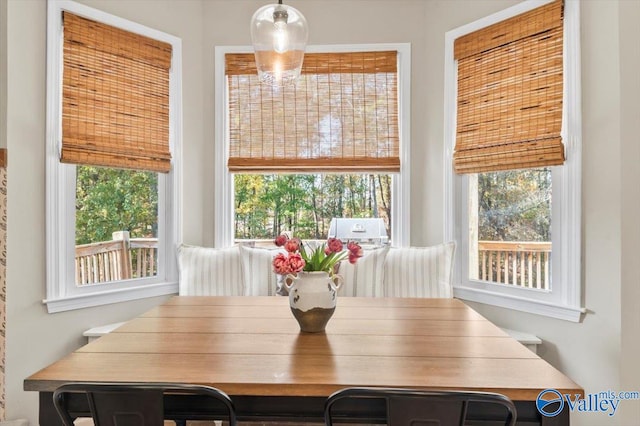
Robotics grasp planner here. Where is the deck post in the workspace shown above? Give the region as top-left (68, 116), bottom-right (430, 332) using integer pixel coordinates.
top-left (112, 231), bottom-right (131, 279)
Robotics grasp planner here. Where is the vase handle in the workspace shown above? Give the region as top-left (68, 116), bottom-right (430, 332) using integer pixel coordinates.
top-left (330, 274), bottom-right (343, 292)
top-left (284, 274), bottom-right (297, 291)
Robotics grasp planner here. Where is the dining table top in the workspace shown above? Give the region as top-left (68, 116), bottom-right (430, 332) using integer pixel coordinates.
top-left (24, 296), bottom-right (582, 402)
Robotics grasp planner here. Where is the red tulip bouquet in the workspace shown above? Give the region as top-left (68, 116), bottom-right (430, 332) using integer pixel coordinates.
top-left (272, 234), bottom-right (363, 276)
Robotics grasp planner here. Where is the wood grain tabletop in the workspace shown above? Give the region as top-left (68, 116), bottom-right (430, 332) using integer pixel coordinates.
top-left (24, 296), bottom-right (582, 401)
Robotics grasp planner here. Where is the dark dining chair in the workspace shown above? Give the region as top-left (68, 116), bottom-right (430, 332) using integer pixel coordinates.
top-left (324, 387), bottom-right (517, 426)
top-left (53, 382), bottom-right (237, 426)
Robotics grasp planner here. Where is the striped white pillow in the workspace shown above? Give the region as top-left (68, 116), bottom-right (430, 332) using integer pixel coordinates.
top-left (339, 246), bottom-right (390, 297)
top-left (383, 242), bottom-right (456, 298)
top-left (238, 245), bottom-right (285, 296)
top-left (177, 244), bottom-right (244, 296)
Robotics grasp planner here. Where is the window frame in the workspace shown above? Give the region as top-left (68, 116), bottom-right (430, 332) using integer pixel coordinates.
top-left (444, 0), bottom-right (584, 322)
top-left (45, 0), bottom-right (182, 313)
top-left (214, 44), bottom-right (411, 248)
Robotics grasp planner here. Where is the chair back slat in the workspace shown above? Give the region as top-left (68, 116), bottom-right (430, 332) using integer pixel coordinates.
top-left (324, 387), bottom-right (517, 426)
top-left (90, 389), bottom-right (163, 426)
top-left (53, 382), bottom-right (237, 426)
top-left (389, 396), bottom-right (465, 426)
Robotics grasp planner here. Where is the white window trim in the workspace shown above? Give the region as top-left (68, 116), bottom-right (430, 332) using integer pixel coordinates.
top-left (44, 0), bottom-right (182, 313)
top-left (214, 43), bottom-right (411, 248)
top-left (443, 0), bottom-right (584, 322)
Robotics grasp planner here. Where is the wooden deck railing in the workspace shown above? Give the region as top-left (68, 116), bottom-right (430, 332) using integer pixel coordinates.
top-left (75, 235), bottom-right (548, 288)
top-left (477, 241), bottom-right (551, 290)
top-left (75, 231), bottom-right (158, 285)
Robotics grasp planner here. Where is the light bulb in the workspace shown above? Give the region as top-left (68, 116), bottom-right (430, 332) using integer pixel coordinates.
top-left (273, 21), bottom-right (288, 53)
top-left (272, 6), bottom-right (289, 54)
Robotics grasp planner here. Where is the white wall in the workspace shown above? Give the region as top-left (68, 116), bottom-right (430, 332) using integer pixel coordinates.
top-left (619, 1), bottom-right (640, 425)
top-left (4, 0), bottom-right (637, 424)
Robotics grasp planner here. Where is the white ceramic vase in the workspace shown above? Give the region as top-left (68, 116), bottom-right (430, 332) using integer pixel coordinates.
top-left (284, 271), bottom-right (343, 333)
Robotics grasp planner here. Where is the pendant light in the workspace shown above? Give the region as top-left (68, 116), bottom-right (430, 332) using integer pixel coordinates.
top-left (250, 0), bottom-right (308, 86)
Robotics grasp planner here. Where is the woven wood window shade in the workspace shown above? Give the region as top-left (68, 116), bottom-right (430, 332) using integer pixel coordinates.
top-left (61, 12), bottom-right (172, 173)
top-left (226, 51), bottom-right (399, 173)
top-left (453, 0), bottom-right (565, 174)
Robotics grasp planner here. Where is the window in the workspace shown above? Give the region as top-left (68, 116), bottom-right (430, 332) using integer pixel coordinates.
top-left (444, 0), bottom-right (583, 321)
top-left (45, 0), bottom-right (182, 313)
top-left (215, 44), bottom-right (411, 248)
top-left (469, 168), bottom-right (552, 289)
top-left (75, 166), bottom-right (159, 284)
top-left (234, 173), bottom-right (392, 241)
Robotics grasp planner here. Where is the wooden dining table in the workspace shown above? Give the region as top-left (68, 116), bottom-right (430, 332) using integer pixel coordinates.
top-left (24, 296), bottom-right (582, 425)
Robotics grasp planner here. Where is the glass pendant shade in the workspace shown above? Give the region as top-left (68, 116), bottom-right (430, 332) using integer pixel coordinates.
top-left (250, 3), bottom-right (308, 86)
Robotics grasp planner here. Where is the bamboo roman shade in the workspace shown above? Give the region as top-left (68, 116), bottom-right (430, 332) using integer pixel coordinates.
top-left (61, 12), bottom-right (172, 173)
top-left (453, 0), bottom-right (564, 174)
top-left (226, 51), bottom-right (399, 173)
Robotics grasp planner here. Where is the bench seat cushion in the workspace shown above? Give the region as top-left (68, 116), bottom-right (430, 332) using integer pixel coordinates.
top-left (339, 246), bottom-right (390, 297)
top-left (177, 244), bottom-right (244, 296)
top-left (239, 245), bottom-right (286, 296)
top-left (382, 242), bottom-right (456, 298)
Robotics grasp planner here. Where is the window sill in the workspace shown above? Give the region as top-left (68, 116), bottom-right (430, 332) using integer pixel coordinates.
top-left (454, 285), bottom-right (585, 322)
top-left (44, 281), bottom-right (178, 313)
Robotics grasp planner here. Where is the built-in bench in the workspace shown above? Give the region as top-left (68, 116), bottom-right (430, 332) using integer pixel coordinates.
top-left (500, 327), bottom-right (542, 353)
top-left (83, 322), bottom-right (125, 343)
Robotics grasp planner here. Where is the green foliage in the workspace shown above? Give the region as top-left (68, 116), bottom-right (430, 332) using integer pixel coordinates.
top-left (477, 168), bottom-right (551, 242)
top-left (234, 174), bottom-right (391, 240)
top-left (299, 243), bottom-right (347, 273)
top-left (75, 166), bottom-right (158, 245)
